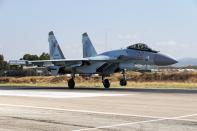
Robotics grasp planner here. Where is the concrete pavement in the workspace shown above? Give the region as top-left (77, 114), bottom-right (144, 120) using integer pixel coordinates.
top-left (0, 86), bottom-right (196, 131)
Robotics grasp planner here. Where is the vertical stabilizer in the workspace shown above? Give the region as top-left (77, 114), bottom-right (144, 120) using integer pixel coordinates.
top-left (82, 33), bottom-right (97, 58)
top-left (48, 31), bottom-right (65, 60)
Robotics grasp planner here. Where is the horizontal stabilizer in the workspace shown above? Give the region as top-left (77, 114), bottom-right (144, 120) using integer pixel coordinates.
top-left (9, 60), bottom-right (28, 65)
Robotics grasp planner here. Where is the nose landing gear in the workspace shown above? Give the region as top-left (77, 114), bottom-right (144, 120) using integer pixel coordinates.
top-left (120, 78), bottom-right (127, 86)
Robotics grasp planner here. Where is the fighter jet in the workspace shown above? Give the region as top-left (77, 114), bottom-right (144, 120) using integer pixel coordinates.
top-left (11, 31), bottom-right (177, 89)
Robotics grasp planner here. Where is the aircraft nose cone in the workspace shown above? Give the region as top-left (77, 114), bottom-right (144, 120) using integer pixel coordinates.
top-left (154, 53), bottom-right (177, 66)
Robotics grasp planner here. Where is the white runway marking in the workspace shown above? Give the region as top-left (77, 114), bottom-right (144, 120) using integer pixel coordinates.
top-left (74, 114), bottom-right (197, 131)
top-left (0, 104), bottom-right (161, 119)
top-left (0, 104), bottom-right (196, 131)
top-left (0, 90), bottom-right (129, 98)
top-left (177, 118), bottom-right (197, 122)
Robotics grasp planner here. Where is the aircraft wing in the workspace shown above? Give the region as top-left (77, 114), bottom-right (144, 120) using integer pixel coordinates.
top-left (29, 58), bottom-right (120, 67)
top-left (9, 55), bottom-right (142, 67)
top-left (9, 56), bottom-right (119, 67)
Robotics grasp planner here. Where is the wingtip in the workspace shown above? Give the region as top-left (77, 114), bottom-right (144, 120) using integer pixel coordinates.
top-left (49, 31), bottom-right (54, 35)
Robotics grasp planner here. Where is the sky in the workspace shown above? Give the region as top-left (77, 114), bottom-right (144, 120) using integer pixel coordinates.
top-left (0, 0), bottom-right (197, 60)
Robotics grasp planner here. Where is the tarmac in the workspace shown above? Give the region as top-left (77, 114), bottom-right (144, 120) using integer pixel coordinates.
top-left (0, 86), bottom-right (197, 131)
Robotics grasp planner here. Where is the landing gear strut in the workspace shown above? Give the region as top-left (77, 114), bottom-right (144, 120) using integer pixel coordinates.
top-left (120, 70), bottom-right (127, 86)
top-left (102, 76), bottom-right (110, 88)
top-left (68, 78), bottom-right (75, 89)
top-left (68, 73), bottom-right (75, 89)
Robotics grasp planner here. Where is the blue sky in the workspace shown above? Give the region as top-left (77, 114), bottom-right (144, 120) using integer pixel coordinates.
top-left (0, 0), bottom-right (197, 60)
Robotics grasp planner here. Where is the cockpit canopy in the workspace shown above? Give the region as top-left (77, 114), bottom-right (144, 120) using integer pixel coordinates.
top-left (127, 43), bottom-right (158, 53)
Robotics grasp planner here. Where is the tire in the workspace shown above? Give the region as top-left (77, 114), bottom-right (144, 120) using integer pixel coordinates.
top-left (120, 78), bottom-right (127, 86)
top-left (103, 79), bottom-right (110, 88)
top-left (68, 78), bottom-right (75, 89)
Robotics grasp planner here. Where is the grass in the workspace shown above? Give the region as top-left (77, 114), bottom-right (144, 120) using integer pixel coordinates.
top-left (1, 72), bottom-right (197, 89)
top-left (1, 81), bottom-right (197, 89)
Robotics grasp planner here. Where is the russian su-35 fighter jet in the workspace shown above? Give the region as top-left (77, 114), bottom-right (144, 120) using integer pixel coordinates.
top-left (12, 31), bottom-right (177, 89)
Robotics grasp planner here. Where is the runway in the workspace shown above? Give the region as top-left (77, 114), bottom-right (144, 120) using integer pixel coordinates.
top-left (0, 86), bottom-right (197, 131)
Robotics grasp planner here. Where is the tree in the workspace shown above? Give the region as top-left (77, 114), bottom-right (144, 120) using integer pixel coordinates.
top-left (0, 54), bottom-right (9, 70)
top-left (39, 52), bottom-right (49, 60)
top-left (0, 54), bottom-right (4, 61)
top-left (22, 52), bottom-right (49, 61)
top-left (22, 54), bottom-right (39, 61)
top-left (0, 54), bottom-right (4, 70)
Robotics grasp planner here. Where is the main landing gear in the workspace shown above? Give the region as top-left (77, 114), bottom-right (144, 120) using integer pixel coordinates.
top-left (67, 70), bottom-right (127, 89)
top-left (102, 76), bottom-right (110, 89)
top-left (102, 69), bottom-right (127, 89)
top-left (120, 70), bottom-right (127, 86)
top-left (68, 78), bottom-right (75, 89)
top-left (68, 73), bottom-right (75, 89)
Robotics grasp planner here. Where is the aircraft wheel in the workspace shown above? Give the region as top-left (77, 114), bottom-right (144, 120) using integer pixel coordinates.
top-left (120, 78), bottom-right (127, 86)
top-left (68, 78), bottom-right (75, 89)
top-left (103, 79), bottom-right (110, 88)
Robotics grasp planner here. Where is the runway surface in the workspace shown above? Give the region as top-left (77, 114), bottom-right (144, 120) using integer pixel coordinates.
top-left (0, 86), bottom-right (197, 131)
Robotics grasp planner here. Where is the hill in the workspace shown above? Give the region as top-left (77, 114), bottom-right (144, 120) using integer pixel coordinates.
top-left (175, 58), bottom-right (197, 67)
